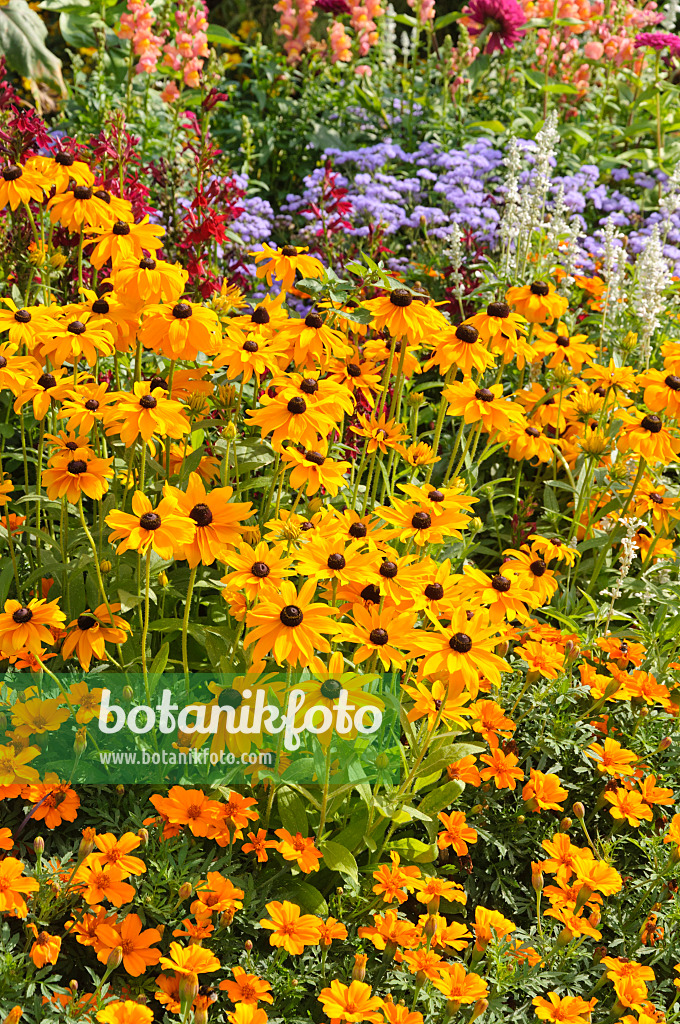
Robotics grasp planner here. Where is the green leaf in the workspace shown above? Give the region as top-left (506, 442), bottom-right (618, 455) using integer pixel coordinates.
top-left (148, 642), bottom-right (170, 697)
top-left (0, 0), bottom-right (66, 94)
top-left (418, 779), bottom-right (465, 817)
top-left (277, 879), bottom-right (328, 916)
top-left (206, 24), bottom-right (241, 46)
top-left (320, 840), bottom-right (359, 886)
top-left (389, 837), bottom-right (437, 863)
top-left (277, 788), bottom-right (309, 837)
top-left (433, 10), bottom-right (461, 28)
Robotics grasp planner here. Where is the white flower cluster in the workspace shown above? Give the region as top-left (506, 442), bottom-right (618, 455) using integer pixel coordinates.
top-left (632, 224), bottom-right (671, 368)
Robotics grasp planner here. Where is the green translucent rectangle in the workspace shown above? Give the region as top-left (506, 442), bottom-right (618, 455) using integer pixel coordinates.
top-left (3, 670), bottom-right (401, 786)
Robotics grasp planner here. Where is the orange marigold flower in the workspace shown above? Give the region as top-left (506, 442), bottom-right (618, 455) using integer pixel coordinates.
top-left (479, 748), bottom-right (524, 790)
top-left (318, 979), bottom-right (384, 1024)
top-left (437, 810), bottom-right (478, 855)
top-left (96, 1000), bottom-right (154, 1024)
top-left (22, 775), bottom-right (80, 829)
top-left (357, 910), bottom-right (420, 951)
top-left (604, 788), bottom-right (653, 827)
top-left (586, 738), bottom-right (637, 776)
top-left (317, 916), bottom-right (348, 946)
top-left (473, 905), bottom-right (515, 951)
top-left (219, 966), bottom-right (274, 1004)
top-left (95, 913), bottom-right (161, 976)
top-left (532, 992), bottom-right (596, 1024)
top-left (372, 851), bottom-right (421, 904)
top-left (158, 941), bottom-right (221, 975)
top-left (149, 787), bottom-right (222, 838)
top-left (522, 770), bottom-right (568, 812)
top-left (241, 829), bottom-right (277, 863)
top-left (432, 963), bottom-right (488, 1004)
top-left (274, 828), bottom-right (322, 873)
top-left (259, 900), bottom-right (322, 955)
top-left (74, 855), bottom-right (136, 907)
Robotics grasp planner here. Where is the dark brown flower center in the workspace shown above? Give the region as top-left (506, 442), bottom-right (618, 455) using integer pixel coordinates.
top-left (172, 302), bottom-right (192, 319)
top-left (650, 492), bottom-right (664, 504)
top-left (92, 299), bottom-right (109, 314)
top-left (349, 522), bottom-right (367, 538)
top-left (300, 378), bottom-right (318, 394)
top-left (411, 511), bottom-right (432, 530)
top-left (14, 309), bottom-right (31, 323)
top-left (449, 632), bottom-right (472, 653)
top-left (530, 281), bottom-right (550, 296)
top-left (77, 614), bottom-right (96, 630)
top-left (139, 512), bottom-right (162, 530)
top-left (243, 339), bottom-right (259, 353)
top-left (190, 503), bottom-right (213, 527)
top-left (139, 257), bottom-right (156, 270)
top-left (641, 414), bottom-right (662, 434)
top-left (525, 427), bottom-right (540, 437)
top-left (139, 395), bottom-right (157, 409)
top-left (320, 678), bottom-right (343, 699)
top-left (664, 374), bottom-right (680, 391)
top-left (456, 324), bottom-right (479, 344)
top-left (38, 373), bottom-right (56, 390)
top-left (251, 562), bottom-right (270, 578)
top-left (487, 301), bottom-right (510, 318)
top-left (68, 320), bottom-right (86, 335)
top-left (67, 459), bottom-right (88, 474)
top-left (12, 607), bottom-right (33, 623)
top-left (55, 152), bottom-right (74, 166)
top-left (280, 604), bottom-right (303, 627)
top-left (327, 553), bottom-right (346, 570)
top-left (424, 582), bottom-right (444, 600)
top-left (94, 189), bottom-right (110, 203)
top-left (2, 165), bottom-right (22, 181)
top-left (305, 312), bottom-right (323, 329)
top-left (305, 450), bottom-right (325, 466)
top-left (252, 307), bottom-right (270, 324)
top-left (148, 376), bottom-right (168, 391)
top-left (390, 288), bottom-right (412, 307)
top-left (530, 558), bottom-right (546, 577)
top-left (347, 363), bottom-right (362, 377)
top-left (428, 489), bottom-right (444, 502)
top-left (73, 185), bottom-right (93, 200)
top-left (65, 441), bottom-right (78, 451)
top-left (287, 396), bottom-right (307, 414)
top-left (369, 628), bottom-right (389, 645)
top-left (281, 245), bottom-right (298, 257)
top-left (491, 574), bottom-right (511, 592)
top-left (555, 336), bottom-right (569, 347)
top-left (475, 388), bottom-right (494, 402)
top-left (113, 221), bottom-right (131, 235)
top-left (379, 560), bottom-right (398, 579)
top-left (0, 357), bottom-right (6, 369)
top-left (84, 399), bottom-right (99, 410)
top-left (361, 583), bottom-right (380, 604)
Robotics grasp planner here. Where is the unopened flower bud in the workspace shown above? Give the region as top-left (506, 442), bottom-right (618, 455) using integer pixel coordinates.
top-left (572, 802), bottom-right (585, 819)
top-left (244, 940), bottom-right (253, 952)
top-left (446, 999), bottom-right (462, 1017)
top-left (194, 1009), bottom-right (209, 1024)
top-left (375, 752), bottom-right (389, 769)
top-left (157, 570), bottom-right (169, 588)
top-left (74, 728), bottom-right (87, 756)
top-left (99, 559), bottom-right (112, 574)
top-left (156, 924), bottom-right (165, 938)
top-left (106, 947), bottom-right (123, 971)
top-left (495, 639), bottom-right (509, 657)
top-left (526, 669), bottom-right (540, 686)
top-left (659, 736), bottom-right (672, 751)
top-left (336, 887), bottom-right (344, 896)
top-left (516, 814), bottom-right (525, 824)
top-left (307, 496), bottom-right (323, 515)
top-left (69, 979), bottom-right (78, 994)
top-left (556, 926), bottom-right (574, 947)
top-left (560, 817), bottom-right (572, 831)
top-left (122, 685), bottom-right (134, 701)
top-left (531, 863), bottom-right (543, 892)
top-left (224, 419), bottom-right (238, 440)
top-left (424, 914), bottom-right (437, 939)
top-left (116, 784), bottom-right (125, 796)
top-left (137, 828), bottom-right (149, 846)
top-left (178, 882), bottom-right (193, 901)
top-left (470, 999), bottom-right (489, 1022)
top-left (187, 393), bottom-right (208, 417)
top-left (352, 953), bottom-right (367, 981)
top-left (469, 517), bottom-right (483, 533)
top-left (178, 972), bottom-right (199, 1011)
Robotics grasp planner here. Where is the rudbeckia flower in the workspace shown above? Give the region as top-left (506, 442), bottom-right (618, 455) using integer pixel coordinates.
top-left (87, 216), bottom-right (165, 268)
top-left (251, 243), bottom-right (324, 292)
top-left (269, 371), bottom-right (355, 421)
top-left (112, 257), bottom-right (187, 308)
top-left (363, 335), bottom-right (422, 379)
top-left (454, 564), bottom-right (536, 620)
top-left (351, 410), bottom-right (410, 454)
top-left (13, 368), bottom-right (76, 421)
top-left (103, 382), bottom-right (190, 450)
top-left (501, 546), bottom-right (558, 604)
top-left (413, 608), bottom-right (510, 694)
top-left (506, 280), bottom-right (569, 324)
top-left (0, 163), bottom-right (46, 210)
top-left (140, 300), bottom-right (222, 362)
top-left (295, 536), bottom-right (377, 585)
top-left (59, 382), bottom-right (118, 433)
top-left (27, 151), bottom-right (94, 193)
top-left (212, 331), bottom-right (288, 383)
top-left (328, 350), bottom-right (382, 405)
top-left (246, 391), bottom-right (337, 452)
top-left (505, 421), bottom-right (556, 464)
top-left (47, 185), bottom-right (115, 230)
top-left (281, 443), bottom-right (351, 496)
top-left (276, 310), bottom-right (352, 368)
top-left (444, 378), bottom-right (524, 433)
top-left (43, 452), bottom-right (114, 503)
top-left (617, 411), bottom-right (679, 464)
top-left (222, 540), bottom-right (293, 600)
top-left (425, 321), bottom-right (496, 376)
top-left (62, 603), bottom-right (130, 670)
top-left (245, 580), bottom-right (340, 668)
top-left (463, 299), bottom-right (527, 346)
top-left (339, 604), bottom-right (418, 670)
top-left (533, 323), bottom-right (596, 371)
top-left (378, 497), bottom-right (471, 546)
top-left (363, 288), bottom-right (445, 343)
top-left (0, 299), bottom-right (59, 348)
top-left (41, 311), bottom-right (115, 367)
top-left (164, 472), bottom-right (254, 567)
top-left (106, 491), bottom-right (196, 559)
top-left (0, 597), bottom-right (66, 656)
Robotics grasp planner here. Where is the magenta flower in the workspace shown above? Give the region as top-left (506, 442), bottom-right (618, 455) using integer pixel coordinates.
top-left (315, 0), bottom-right (351, 12)
top-left (634, 31), bottom-right (680, 56)
top-left (463, 0), bottom-right (527, 53)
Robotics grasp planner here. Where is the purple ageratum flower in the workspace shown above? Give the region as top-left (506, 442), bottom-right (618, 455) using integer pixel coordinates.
top-left (464, 0), bottom-right (527, 53)
top-left (634, 32), bottom-right (680, 55)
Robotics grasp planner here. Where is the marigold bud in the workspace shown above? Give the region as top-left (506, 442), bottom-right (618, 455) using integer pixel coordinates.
top-left (178, 882), bottom-right (193, 901)
top-left (2, 1006), bottom-right (23, 1024)
top-left (560, 817), bottom-right (572, 832)
top-left (99, 559), bottom-right (112, 574)
top-left (517, 814), bottom-right (525, 824)
top-left (156, 924), bottom-right (165, 938)
top-left (33, 836), bottom-right (44, 855)
top-left (178, 972), bottom-right (199, 1011)
top-left (446, 999), bottom-right (462, 1017)
top-left (106, 947), bottom-right (123, 971)
top-left (470, 999), bottom-right (489, 1022)
top-left (116, 784), bottom-right (125, 796)
top-left (556, 925), bottom-right (574, 947)
top-left (352, 953), bottom-right (367, 981)
top-left (122, 685), bottom-right (134, 701)
top-left (659, 736), bottom-right (672, 751)
top-left (74, 727), bottom-right (87, 756)
top-left (69, 979), bottom-right (78, 995)
top-left (137, 828), bottom-right (149, 846)
top-left (424, 914), bottom-right (437, 939)
top-left (572, 802), bottom-right (585, 819)
top-left (531, 862), bottom-right (543, 892)
top-left (244, 939), bottom-right (253, 952)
